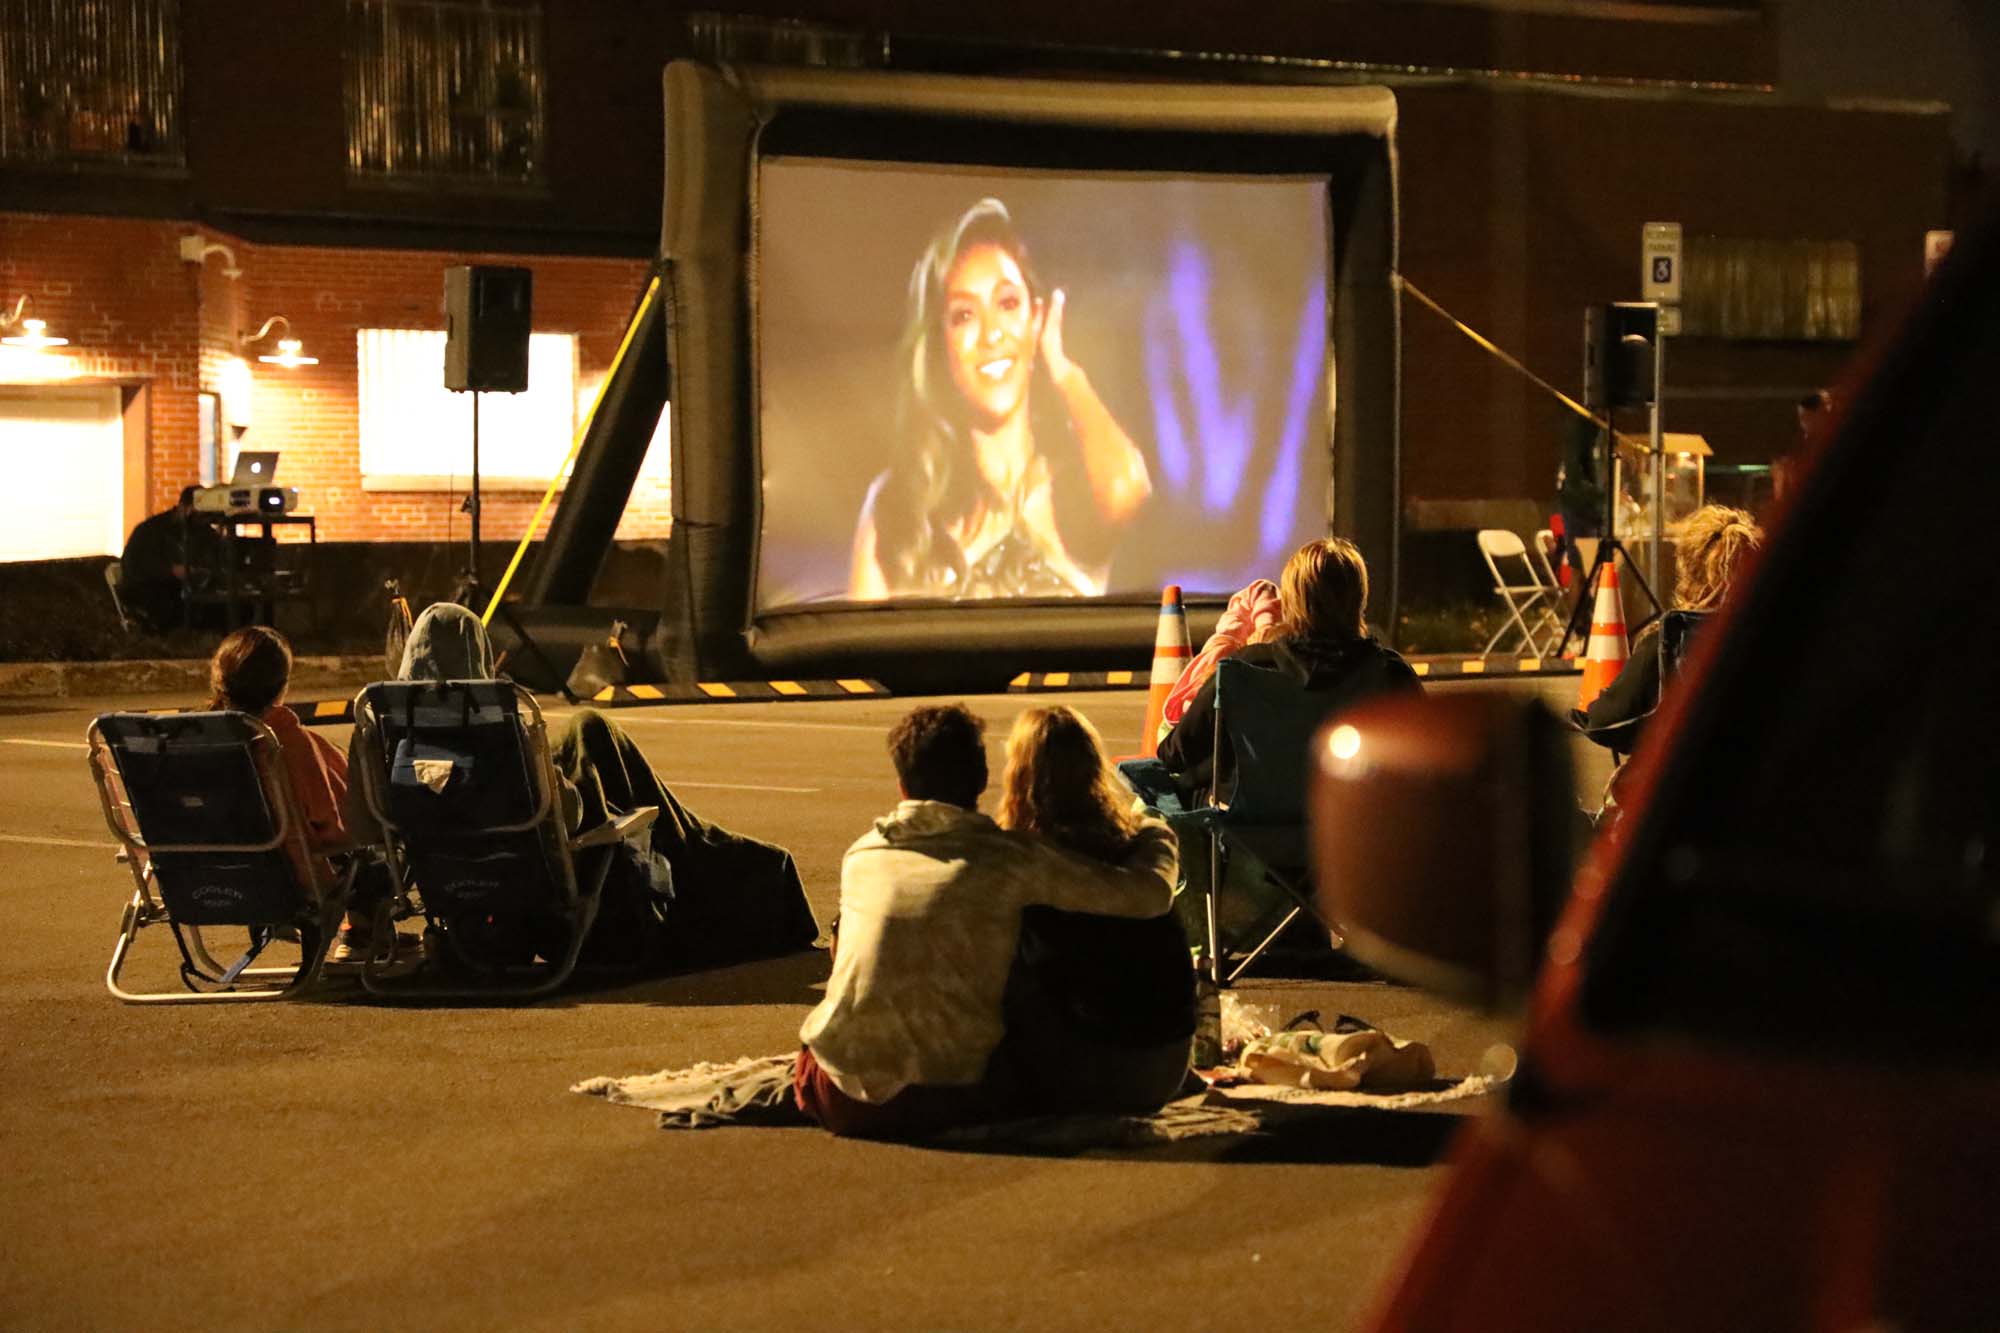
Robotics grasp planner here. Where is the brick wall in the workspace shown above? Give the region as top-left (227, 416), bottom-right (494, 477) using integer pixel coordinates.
top-left (1, 212), bottom-right (667, 543)
top-left (0, 214), bottom-right (200, 508)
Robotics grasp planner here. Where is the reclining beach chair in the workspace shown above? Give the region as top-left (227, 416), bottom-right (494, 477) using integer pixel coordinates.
top-left (88, 711), bottom-right (356, 1003)
top-left (350, 680), bottom-right (656, 999)
top-left (1172, 658), bottom-right (1353, 986)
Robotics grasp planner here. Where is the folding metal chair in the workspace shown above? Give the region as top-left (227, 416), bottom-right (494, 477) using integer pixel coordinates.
top-left (88, 711), bottom-right (356, 1003)
top-left (1478, 528), bottom-right (1566, 657)
top-left (1169, 659), bottom-right (1352, 986)
top-left (350, 680), bottom-right (656, 999)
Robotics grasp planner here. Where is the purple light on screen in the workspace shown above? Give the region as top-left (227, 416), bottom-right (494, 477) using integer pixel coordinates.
top-left (1145, 244), bottom-right (1254, 513)
top-left (1143, 242), bottom-right (1330, 590)
top-left (1143, 293), bottom-right (1192, 492)
top-left (1258, 283), bottom-right (1328, 555)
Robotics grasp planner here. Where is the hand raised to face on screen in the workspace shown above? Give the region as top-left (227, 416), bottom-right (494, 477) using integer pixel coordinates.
top-left (1038, 287), bottom-right (1075, 387)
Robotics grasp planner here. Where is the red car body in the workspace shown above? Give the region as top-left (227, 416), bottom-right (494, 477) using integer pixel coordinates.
top-left (1358, 208), bottom-right (2000, 1331)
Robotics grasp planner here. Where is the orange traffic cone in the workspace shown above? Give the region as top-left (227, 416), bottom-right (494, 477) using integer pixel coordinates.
top-left (1576, 561), bottom-right (1629, 710)
top-left (1140, 585), bottom-right (1191, 757)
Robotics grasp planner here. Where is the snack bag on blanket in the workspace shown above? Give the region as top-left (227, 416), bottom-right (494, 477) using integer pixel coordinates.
top-left (1238, 1028), bottom-right (1436, 1091)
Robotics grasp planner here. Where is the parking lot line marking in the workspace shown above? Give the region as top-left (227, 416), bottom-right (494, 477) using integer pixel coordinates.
top-left (665, 780), bottom-right (820, 794)
top-left (2, 738), bottom-right (88, 750)
top-left (0, 832), bottom-right (112, 849)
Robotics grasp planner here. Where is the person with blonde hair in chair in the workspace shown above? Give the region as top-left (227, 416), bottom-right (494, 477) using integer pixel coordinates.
top-left (1576, 503), bottom-right (1764, 755)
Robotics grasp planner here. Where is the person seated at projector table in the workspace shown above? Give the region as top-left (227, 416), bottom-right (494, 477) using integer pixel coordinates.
top-left (344, 602), bottom-right (819, 971)
top-left (793, 704), bottom-right (1177, 1140)
top-left (1574, 504), bottom-right (1764, 756)
top-left (1133, 536), bottom-right (1420, 809)
top-left (992, 705), bottom-right (1196, 1115)
top-left (119, 485), bottom-right (224, 632)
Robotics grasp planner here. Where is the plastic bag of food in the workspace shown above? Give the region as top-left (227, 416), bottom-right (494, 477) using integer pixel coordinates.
top-left (1238, 1027), bottom-right (1435, 1092)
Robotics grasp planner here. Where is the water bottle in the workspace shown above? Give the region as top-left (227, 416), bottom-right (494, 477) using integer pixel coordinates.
top-left (1191, 974), bottom-right (1224, 1069)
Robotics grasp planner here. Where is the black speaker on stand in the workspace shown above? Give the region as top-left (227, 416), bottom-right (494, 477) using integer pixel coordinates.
top-left (441, 265), bottom-right (572, 697)
top-left (1559, 302), bottom-right (1665, 658)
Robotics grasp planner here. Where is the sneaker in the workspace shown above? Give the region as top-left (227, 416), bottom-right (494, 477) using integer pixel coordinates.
top-left (330, 927), bottom-right (424, 968)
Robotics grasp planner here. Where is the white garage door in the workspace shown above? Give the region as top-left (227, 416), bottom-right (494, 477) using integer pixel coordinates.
top-left (0, 386), bottom-right (127, 561)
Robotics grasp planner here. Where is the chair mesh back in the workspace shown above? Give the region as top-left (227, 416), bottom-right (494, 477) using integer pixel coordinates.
top-left (360, 681), bottom-right (561, 920)
top-left (1659, 609), bottom-right (1712, 676)
top-left (95, 712), bottom-right (305, 925)
top-left (1214, 660), bottom-right (1348, 825)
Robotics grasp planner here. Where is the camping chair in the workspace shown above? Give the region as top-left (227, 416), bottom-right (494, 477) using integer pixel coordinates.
top-left (1573, 608), bottom-right (1714, 813)
top-left (1171, 658), bottom-right (1352, 986)
top-left (350, 680), bottom-right (657, 999)
top-left (1478, 528), bottom-right (1565, 657)
top-left (88, 711), bottom-right (357, 1003)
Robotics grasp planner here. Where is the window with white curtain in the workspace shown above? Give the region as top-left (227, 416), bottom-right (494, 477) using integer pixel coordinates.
top-left (357, 328), bottom-right (576, 489)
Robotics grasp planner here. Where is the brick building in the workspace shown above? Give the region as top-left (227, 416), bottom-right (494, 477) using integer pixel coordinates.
top-left (0, 0), bottom-right (1964, 589)
top-left (0, 212), bottom-right (661, 548)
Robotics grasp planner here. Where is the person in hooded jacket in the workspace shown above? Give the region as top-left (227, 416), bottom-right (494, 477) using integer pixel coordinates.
top-left (346, 602), bottom-right (818, 971)
top-left (1153, 536), bottom-right (1420, 801)
top-left (794, 703), bottom-right (1176, 1139)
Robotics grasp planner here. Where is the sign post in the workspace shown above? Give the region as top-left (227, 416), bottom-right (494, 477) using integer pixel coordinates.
top-left (1642, 221), bottom-right (1683, 336)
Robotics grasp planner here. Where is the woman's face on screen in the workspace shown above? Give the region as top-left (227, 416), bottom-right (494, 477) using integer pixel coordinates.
top-left (942, 242), bottom-right (1038, 429)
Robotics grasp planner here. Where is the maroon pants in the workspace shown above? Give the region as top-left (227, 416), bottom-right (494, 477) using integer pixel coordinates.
top-left (792, 1045), bottom-right (1021, 1141)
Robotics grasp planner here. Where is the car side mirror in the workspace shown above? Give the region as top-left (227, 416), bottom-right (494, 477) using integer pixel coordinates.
top-left (1309, 693), bottom-right (1578, 1011)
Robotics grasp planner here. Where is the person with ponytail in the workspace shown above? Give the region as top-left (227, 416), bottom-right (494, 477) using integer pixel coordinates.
top-left (204, 625), bottom-right (352, 881)
top-left (1577, 503), bottom-right (1765, 753)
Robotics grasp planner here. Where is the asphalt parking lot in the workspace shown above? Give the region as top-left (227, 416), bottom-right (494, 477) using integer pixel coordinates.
top-left (0, 679), bottom-right (1604, 1331)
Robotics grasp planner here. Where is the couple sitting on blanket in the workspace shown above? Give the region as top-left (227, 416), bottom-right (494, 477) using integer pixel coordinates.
top-left (795, 703), bottom-right (1195, 1140)
top-left (200, 604), bottom-right (818, 972)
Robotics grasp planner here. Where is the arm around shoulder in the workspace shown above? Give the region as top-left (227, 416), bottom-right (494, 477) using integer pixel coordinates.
top-left (1021, 822), bottom-right (1176, 920)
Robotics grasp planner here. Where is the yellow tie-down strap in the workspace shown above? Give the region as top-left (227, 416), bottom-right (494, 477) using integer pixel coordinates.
top-left (1406, 656), bottom-right (1581, 679)
top-left (588, 678), bottom-right (890, 707)
top-left (1007, 670), bottom-right (1142, 692)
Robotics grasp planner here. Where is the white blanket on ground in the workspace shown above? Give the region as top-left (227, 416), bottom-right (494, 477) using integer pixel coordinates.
top-left (571, 1055), bottom-right (1504, 1141)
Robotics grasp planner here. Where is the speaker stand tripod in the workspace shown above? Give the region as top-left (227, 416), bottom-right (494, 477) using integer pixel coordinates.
top-left (450, 390), bottom-right (577, 702)
top-left (1557, 416), bottom-right (1663, 658)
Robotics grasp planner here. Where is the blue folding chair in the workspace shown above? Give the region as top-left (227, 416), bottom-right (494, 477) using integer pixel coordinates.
top-left (1170, 658), bottom-right (1355, 985)
top-left (88, 711), bottom-right (356, 1003)
top-left (350, 680), bottom-right (656, 998)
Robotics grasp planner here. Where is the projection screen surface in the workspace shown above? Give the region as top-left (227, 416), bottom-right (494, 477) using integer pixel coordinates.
top-left (756, 158), bottom-right (1334, 610)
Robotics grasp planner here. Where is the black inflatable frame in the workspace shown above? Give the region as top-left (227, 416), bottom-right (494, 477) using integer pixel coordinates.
top-left (523, 61), bottom-right (1400, 692)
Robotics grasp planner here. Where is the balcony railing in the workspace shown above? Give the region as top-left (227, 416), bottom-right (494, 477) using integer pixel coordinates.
top-left (345, 0), bottom-right (545, 186)
top-left (0, 0), bottom-right (184, 168)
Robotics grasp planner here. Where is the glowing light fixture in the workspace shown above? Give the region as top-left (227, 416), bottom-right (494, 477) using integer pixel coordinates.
top-left (0, 295), bottom-right (69, 349)
top-left (241, 315), bottom-right (318, 368)
top-left (1328, 723), bottom-right (1362, 763)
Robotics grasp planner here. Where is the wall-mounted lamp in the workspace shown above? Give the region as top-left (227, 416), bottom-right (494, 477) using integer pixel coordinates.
top-left (179, 234), bottom-right (242, 279)
top-left (241, 315), bottom-right (318, 368)
top-left (0, 295), bottom-right (70, 349)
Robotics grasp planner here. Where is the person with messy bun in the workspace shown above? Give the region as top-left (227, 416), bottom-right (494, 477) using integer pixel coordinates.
top-left (1577, 503), bottom-right (1764, 752)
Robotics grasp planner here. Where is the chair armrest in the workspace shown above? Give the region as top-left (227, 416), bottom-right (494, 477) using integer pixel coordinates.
top-left (572, 806), bottom-right (660, 850)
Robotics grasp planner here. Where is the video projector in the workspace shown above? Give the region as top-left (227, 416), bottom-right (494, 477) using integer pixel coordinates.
top-left (191, 484), bottom-right (300, 516)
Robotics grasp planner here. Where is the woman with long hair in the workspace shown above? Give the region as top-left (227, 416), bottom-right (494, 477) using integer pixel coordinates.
top-left (994, 705), bottom-right (1195, 1113)
top-left (1577, 503), bottom-right (1764, 754)
top-left (850, 197), bottom-right (1152, 600)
